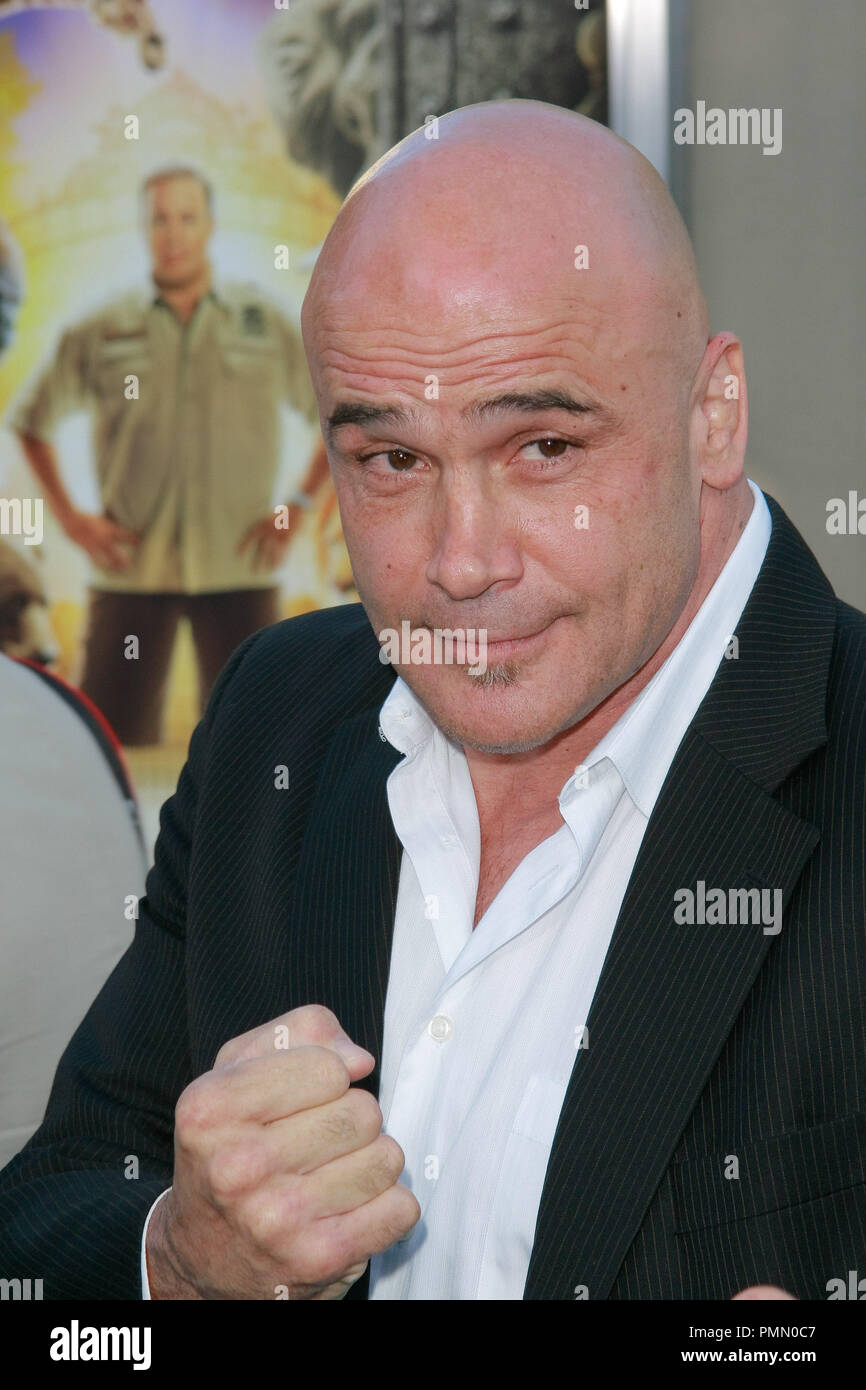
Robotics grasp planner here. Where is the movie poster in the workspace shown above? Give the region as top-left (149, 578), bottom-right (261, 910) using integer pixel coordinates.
top-left (0, 3), bottom-right (353, 813)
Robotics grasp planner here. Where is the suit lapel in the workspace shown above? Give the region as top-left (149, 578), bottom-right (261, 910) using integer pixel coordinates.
top-left (523, 496), bottom-right (837, 1298)
top-left (288, 707), bottom-right (403, 1303)
top-left (288, 708), bottom-right (403, 1097)
top-left (522, 732), bottom-right (819, 1299)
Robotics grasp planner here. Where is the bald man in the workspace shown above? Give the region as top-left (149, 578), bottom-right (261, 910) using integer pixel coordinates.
top-left (0, 102), bottom-right (863, 1303)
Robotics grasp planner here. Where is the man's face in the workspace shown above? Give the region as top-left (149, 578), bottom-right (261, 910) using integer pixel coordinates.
top-left (145, 176), bottom-right (212, 286)
top-left (309, 183), bottom-right (705, 755)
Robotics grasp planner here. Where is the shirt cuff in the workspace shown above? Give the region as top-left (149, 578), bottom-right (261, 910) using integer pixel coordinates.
top-left (140, 1187), bottom-right (172, 1300)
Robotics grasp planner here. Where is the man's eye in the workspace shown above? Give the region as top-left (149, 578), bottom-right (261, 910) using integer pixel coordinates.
top-left (360, 438), bottom-right (576, 472)
top-left (361, 447), bottom-right (419, 471)
top-left (522, 437), bottom-right (571, 460)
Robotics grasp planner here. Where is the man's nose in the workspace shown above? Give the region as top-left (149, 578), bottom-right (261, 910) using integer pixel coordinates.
top-left (424, 473), bottom-right (522, 601)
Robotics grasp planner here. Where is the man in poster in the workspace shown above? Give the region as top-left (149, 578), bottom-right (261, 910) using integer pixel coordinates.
top-left (9, 166), bottom-right (324, 743)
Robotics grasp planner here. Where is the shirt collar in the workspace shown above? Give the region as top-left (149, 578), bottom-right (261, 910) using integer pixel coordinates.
top-left (151, 284), bottom-right (219, 311)
top-left (379, 480), bottom-right (772, 818)
top-left (578, 479), bottom-right (770, 816)
top-left (379, 677), bottom-right (440, 757)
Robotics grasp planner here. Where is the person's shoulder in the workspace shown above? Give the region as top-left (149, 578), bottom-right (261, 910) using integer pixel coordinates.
top-left (75, 288), bottom-right (152, 337)
top-left (0, 653), bottom-right (136, 806)
top-left (218, 281), bottom-right (301, 328)
top-left (48, 290), bottom-right (151, 358)
top-left (219, 280), bottom-right (270, 305)
top-left (214, 602), bottom-right (393, 729)
top-left (259, 601), bottom-right (378, 657)
top-left (830, 597), bottom-right (866, 695)
top-left (816, 597), bottom-right (866, 768)
top-left (834, 595), bottom-right (866, 633)
top-left (251, 602), bottom-right (383, 675)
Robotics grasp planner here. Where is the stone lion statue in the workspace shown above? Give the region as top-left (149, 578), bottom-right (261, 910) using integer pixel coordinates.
top-left (258, 0), bottom-right (384, 198)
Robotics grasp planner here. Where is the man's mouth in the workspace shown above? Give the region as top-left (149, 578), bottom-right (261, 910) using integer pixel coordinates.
top-left (482, 619), bottom-right (558, 662)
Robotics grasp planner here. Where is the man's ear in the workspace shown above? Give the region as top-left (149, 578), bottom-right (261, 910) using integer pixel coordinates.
top-left (692, 331), bottom-right (748, 490)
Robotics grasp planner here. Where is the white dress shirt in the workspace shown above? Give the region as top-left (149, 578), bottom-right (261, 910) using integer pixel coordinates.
top-left (141, 480), bottom-right (771, 1298)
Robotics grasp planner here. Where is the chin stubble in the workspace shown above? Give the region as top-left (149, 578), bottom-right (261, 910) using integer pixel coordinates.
top-left (466, 659), bottom-right (522, 689)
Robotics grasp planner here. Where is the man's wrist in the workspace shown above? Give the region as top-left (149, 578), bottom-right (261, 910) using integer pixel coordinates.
top-left (141, 1187), bottom-right (171, 1299)
top-left (59, 504), bottom-right (82, 535)
top-left (144, 1189), bottom-right (204, 1301)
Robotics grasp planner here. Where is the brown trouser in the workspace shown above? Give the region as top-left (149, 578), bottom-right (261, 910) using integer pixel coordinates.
top-left (78, 587), bottom-right (281, 746)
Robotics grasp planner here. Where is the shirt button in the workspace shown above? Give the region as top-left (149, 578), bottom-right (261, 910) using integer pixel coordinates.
top-left (428, 1014), bottom-right (454, 1042)
top-left (440, 834), bottom-right (457, 848)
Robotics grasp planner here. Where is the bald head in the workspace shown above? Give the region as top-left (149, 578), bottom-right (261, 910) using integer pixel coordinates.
top-left (302, 99), bottom-right (749, 767)
top-left (304, 101), bottom-right (708, 397)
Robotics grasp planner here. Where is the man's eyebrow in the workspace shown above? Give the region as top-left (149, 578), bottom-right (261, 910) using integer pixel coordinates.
top-left (326, 401), bottom-right (420, 441)
top-left (461, 388), bottom-right (607, 425)
top-left (325, 387), bottom-right (611, 443)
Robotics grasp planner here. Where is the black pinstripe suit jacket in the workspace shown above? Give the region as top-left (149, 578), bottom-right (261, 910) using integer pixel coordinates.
top-left (1, 493), bottom-right (864, 1300)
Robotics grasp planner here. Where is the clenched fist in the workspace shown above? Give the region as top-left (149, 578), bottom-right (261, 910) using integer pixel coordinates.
top-left (146, 1005), bottom-right (420, 1299)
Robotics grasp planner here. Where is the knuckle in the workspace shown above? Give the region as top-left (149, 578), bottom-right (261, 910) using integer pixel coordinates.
top-left (318, 1228), bottom-right (363, 1281)
top-left (207, 1143), bottom-right (256, 1202)
top-left (175, 1075), bottom-right (218, 1137)
top-left (374, 1133), bottom-right (406, 1179)
top-left (298, 1044), bottom-right (350, 1095)
top-left (358, 1135), bottom-right (404, 1198)
top-left (359, 1187), bottom-right (420, 1257)
top-left (240, 1190), bottom-right (285, 1252)
top-left (289, 1003), bottom-right (341, 1043)
top-left (399, 1184), bottom-right (423, 1223)
top-left (385, 1184), bottom-right (422, 1240)
top-left (291, 1232), bottom-right (341, 1286)
top-left (343, 1087), bottom-right (383, 1138)
top-left (213, 1038), bottom-right (241, 1069)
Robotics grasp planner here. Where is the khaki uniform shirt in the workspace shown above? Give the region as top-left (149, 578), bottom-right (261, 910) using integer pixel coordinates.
top-left (8, 282), bottom-right (320, 593)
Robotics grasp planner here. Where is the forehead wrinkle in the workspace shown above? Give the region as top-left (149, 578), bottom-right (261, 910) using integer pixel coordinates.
top-left (319, 338), bottom-right (619, 419)
top-left (317, 316), bottom-right (615, 381)
top-left (317, 310), bottom-right (602, 346)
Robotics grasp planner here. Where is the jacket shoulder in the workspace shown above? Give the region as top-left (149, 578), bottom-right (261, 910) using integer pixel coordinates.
top-left (834, 596), bottom-right (866, 639)
top-left (827, 598), bottom-right (866, 726)
top-left (214, 602), bottom-right (393, 732)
